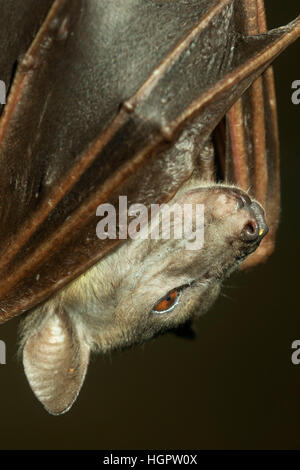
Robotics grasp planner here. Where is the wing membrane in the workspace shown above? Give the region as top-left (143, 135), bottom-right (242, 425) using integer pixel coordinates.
top-left (0, 0), bottom-right (299, 321)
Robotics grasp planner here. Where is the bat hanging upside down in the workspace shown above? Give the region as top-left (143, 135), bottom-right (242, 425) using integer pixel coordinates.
top-left (20, 180), bottom-right (269, 414)
top-left (0, 0), bottom-right (299, 414)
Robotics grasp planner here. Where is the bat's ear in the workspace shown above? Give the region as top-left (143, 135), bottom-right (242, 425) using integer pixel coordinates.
top-left (22, 310), bottom-right (90, 415)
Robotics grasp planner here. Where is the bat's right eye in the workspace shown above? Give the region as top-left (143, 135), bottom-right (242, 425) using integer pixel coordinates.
top-left (152, 288), bottom-right (181, 314)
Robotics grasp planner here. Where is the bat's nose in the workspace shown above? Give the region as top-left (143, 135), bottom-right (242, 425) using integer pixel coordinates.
top-left (240, 201), bottom-right (268, 243)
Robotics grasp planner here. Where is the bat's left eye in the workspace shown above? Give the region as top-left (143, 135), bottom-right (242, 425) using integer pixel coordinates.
top-left (152, 288), bottom-right (181, 314)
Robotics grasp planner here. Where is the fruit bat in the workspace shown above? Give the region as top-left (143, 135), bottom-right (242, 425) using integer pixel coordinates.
top-left (0, 0), bottom-right (299, 414)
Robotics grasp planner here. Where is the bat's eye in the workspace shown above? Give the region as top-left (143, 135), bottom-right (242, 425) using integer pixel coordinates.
top-left (152, 288), bottom-right (181, 314)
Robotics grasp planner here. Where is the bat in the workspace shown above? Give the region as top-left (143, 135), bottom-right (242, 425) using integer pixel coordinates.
top-left (0, 0), bottom-right (299, 414)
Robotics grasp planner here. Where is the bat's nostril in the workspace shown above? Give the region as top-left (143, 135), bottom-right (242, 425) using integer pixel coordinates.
top-left (245, 221), bottom-right (256, 234)
top-left (241, 219), bottom-right (259, 242)
top-left (240, 201), bottom-right (269, 243)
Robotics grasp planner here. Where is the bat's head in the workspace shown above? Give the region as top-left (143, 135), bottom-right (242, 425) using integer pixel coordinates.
top-left (20, 182), bottom-right (268, 415)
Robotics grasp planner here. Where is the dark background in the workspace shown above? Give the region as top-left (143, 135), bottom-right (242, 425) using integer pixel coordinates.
top-left (0, 1), bottom-right (299, 450)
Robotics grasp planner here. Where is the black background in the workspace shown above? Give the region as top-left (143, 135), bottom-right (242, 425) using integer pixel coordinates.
top-left (0, 1), bottom-right (299, 450)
